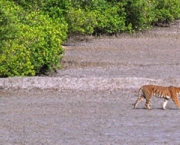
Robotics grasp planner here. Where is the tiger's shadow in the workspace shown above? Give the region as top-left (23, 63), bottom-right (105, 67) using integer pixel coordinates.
top-left (133, 107), bottom-right (178, 110)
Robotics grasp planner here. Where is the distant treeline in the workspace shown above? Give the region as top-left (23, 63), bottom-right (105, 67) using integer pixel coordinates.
top-left (0, 0), bottom-right (180, 77)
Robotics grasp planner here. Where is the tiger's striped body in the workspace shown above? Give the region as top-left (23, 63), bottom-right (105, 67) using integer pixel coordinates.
top-left (134, 85), bottom-right (180, 110)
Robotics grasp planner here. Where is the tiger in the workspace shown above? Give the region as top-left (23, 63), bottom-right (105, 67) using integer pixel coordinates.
top-left (134, 85), bottom-right (180, 110)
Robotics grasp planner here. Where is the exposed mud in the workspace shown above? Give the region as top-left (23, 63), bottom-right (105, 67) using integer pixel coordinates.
top-left (1, 89), bottom-right (180, 145)
top-left (1, 21), bottom-right (180, 144)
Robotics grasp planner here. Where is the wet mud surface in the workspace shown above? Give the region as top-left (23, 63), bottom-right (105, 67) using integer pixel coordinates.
top-left (1, 89), bottom-right (180, 145)
top-left (1, 21), bottom-right (180, 144)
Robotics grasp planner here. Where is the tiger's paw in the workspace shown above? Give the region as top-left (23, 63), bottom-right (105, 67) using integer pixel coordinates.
top-left (163, 106), bottom-right (169, 110)
top-left (146, 108), bottom-right (152, 110)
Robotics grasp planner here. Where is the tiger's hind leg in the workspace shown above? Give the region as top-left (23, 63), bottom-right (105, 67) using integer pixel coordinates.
top-left (145, 95), bottom-right (152, 110)
top-left (134, 96), bottom-right (144, 109)
top-left (145, 98), bottom-right (152, 110)
top-left (171, 96), bottom-right (180, 109)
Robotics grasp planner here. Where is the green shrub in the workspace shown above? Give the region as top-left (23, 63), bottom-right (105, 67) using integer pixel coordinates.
top-left (153, 0), bottom-right (180, 24)
top-left (168, 0), bottom-right (180, 19)
top-left (0, 42), bottom-right (34, 77)
top-left (124, 0), bottom-right (155, 31)
top-left (93, 2), bottom-right (127, 34)
top-left (13, 0), bottom-right (46, 11)
top-left (67, 0), bottom-right (127, 35)
top-left (0, 1), bottom-right (34, 77)
top-left (66, 8), bottom-right (97, 35)
top-left (0, 1), bottom-right (67, 77)
top-left (21, 12), bottom-right (67, 74)
top-left (43, 0), bottom-right (71, 17)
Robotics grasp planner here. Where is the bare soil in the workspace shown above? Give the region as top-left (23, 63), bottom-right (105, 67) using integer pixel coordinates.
top-left (1, 21), bottom-right (180, 145)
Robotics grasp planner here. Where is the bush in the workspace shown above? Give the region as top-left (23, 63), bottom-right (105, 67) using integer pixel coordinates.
top-left (0, 1), bottom-right (34, 77)
top-left (93, 1), bottom-right (127, 34)
top-left (153, 0), bottom-right (180, 25)
top-left (21, 12), bottom-right (67, 74)
top-left (0, 1), bottom-right (67, 77)
top-left (43, 0), bottom-right (71, 17)
top-left (66, 8), bottom-right (97, 35)
top-left (124, 0), bottom-right (155, 31)
top-left (13, 0), bottom-right (46, 11)
top-left (66, 0), bottom-right (127, 35)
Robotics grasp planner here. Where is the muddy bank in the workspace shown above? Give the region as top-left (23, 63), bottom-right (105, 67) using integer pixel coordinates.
top-left (1, 77), bottom-right (180, 91)
top-left (1, 89), bottom-right (180, 145)
top-left (59, 22), bottom-right (180, 81)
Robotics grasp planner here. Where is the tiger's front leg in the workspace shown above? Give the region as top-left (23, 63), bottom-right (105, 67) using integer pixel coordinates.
top-left (163, 98), bottom-right (168, 110)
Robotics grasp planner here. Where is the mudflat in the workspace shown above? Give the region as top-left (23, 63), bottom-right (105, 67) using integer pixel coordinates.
top-left (1, 21), bottom-right (180, 144)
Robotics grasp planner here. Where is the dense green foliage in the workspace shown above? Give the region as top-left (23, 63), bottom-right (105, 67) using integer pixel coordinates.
top-left (1, 0), bottom-right (180, 77)
top-left (0, 1), bottom-right (67, 77)
top-left (154, 0), bottom-right (180, 24)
